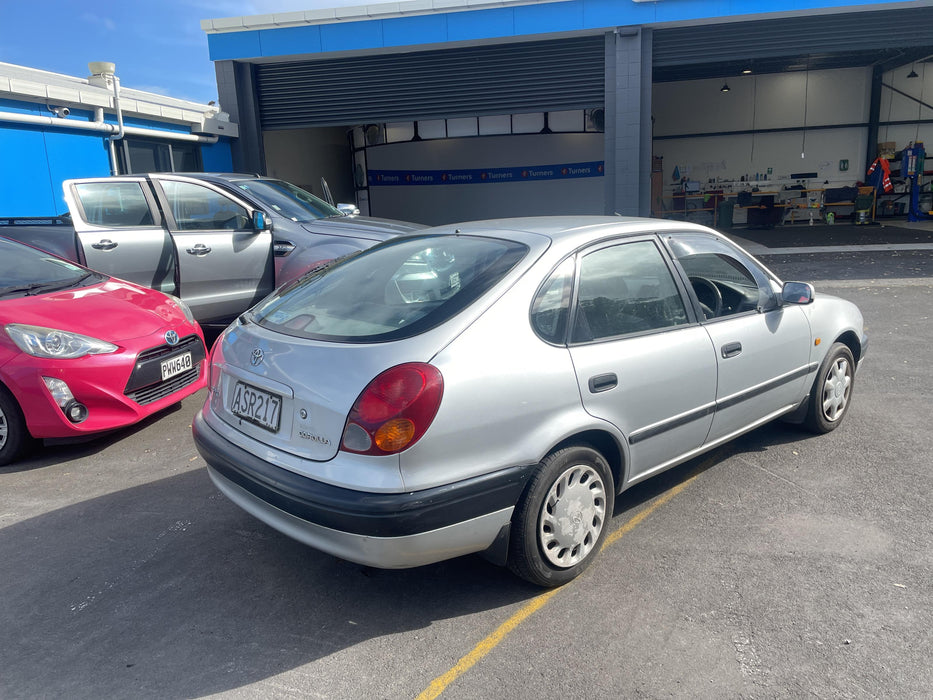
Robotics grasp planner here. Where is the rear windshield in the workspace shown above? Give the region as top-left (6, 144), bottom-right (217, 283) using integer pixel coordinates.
top-left (250, 235), bottom-right (529, 342)
top-left (0, 238), bottom-right (104, 299)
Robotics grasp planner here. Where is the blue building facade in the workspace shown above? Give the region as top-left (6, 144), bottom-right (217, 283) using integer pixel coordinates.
top-left (0, 63), bottom-right (237, 217)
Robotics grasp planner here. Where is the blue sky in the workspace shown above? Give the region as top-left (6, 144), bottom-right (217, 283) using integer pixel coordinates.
top-left (0, 0), bottom-right (397, 105)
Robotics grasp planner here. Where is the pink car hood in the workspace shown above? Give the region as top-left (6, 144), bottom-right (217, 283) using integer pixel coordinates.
top-left (2, 279), bottom-right (189, 343)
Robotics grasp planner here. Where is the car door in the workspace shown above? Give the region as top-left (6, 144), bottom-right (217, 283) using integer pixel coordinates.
top-left (565, 237), bottom-right (718, 482)
top-left (152, 176), bottom-right (274, 323)
top-left (64, 177), bottom-right (177, 294)
top-left (664, 233), bottom-right (812, 443)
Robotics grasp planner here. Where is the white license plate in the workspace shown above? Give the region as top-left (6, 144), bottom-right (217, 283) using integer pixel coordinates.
top-left (230, 381), bottom-right (282, 432)
top-left (161, 352), bottom-right (192, 381)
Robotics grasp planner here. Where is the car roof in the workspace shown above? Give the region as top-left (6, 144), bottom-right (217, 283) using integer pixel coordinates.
top-left (416, 216), bottom-right (721, 249)
top-left (163, 172), bottom-right (264, 183)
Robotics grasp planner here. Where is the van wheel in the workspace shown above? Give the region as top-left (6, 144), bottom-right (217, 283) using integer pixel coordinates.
top-left (0, 386), bottom-right (32, 466)
top-left (804, 342), bottom-right (855, 434)
top-left (509, 445), bottom-right (614, 587)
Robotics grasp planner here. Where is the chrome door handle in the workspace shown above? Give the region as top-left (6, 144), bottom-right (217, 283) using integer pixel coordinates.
top-left (721, 342), bottom-right (742, 358)
top-left (588, 373), bottom-right (618, 393)
top-left (186, 243), bottom-right (212, 256)
top-left (91, 239), bottom-right (117, 250)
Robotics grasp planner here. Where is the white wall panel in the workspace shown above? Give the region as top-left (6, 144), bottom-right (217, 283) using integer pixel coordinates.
top-left (366, 133), bottom-right (604, 225)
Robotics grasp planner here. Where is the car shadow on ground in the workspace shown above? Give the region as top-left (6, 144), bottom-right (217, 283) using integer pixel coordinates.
top-left (0, 400), bottom-right (190, 474)
top-left (608, 419), bottom-right (817, 519)
top-left (0, 419), bottom-right (816, 698)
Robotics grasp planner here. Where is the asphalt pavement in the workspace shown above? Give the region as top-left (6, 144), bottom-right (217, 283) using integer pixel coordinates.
top-left (1, 225), bottom-right (931, 699)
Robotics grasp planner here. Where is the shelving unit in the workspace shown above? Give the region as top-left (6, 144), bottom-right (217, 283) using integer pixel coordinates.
top-left (655, 178), bottom-right (892, 227)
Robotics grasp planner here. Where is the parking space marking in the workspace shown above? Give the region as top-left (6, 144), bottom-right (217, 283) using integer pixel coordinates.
top-left (416, 462), bottom-right (706, 700)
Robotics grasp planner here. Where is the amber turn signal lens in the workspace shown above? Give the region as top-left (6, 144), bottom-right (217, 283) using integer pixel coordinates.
top-left (374, 418), bottom-right (416, 452)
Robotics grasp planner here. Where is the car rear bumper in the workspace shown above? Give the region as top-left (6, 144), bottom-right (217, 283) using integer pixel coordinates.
top-left (193, 411), bottom-right (534, 568)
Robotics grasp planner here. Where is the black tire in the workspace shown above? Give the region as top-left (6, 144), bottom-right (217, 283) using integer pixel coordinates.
top-left (508, 445), bottom-right (614, 587)
top-left (804, 342), bottom-right (855, 434)
top-left (0, 385), bottom-right (33, 466)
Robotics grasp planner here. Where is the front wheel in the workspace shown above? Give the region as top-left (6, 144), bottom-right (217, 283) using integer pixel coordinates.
top-left (508, 445), bottom-right (614, 587)
top-left (804, 342), bottom-right (855, 433)
top-left (0, 386), bottom-right (33, 466)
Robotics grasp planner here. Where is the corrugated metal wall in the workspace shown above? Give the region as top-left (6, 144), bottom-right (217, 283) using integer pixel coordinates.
top-left (653, 6), bottom-right (933, 75)
top-left (255, 36), bottom-right (606, 129)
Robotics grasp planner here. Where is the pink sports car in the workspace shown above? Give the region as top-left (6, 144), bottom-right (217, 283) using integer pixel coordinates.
top-left (0, 236), bottom-right (207, 464)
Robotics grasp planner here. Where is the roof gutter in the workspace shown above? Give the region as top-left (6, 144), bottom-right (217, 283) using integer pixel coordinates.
top-left (0, 109), bottom-right (220, 144)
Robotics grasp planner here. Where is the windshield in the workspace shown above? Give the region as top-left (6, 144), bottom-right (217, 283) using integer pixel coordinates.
top-left (0, 238), bottom-right (105, 298)
top-left (232, 179), bottom-right (341, 222)
top-left (250, 235), bottom-right (529, 342)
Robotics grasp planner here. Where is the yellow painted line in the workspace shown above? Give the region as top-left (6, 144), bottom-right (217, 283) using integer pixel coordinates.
top-left (415, 587), bottom-right (561, 700)
top-left (416, 465), bottom-right (705, 700)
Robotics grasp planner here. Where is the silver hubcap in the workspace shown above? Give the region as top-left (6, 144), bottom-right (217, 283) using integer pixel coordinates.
top-left (538, 464), bottom-right (607, 568)
top-left (0, 406), bottom-right (7, 449)
top-left (821, 357), bottom-right (851, 422)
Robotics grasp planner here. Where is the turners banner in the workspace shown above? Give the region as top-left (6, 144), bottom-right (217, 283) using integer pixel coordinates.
top-left (367, 161), bottom-right (604, 186)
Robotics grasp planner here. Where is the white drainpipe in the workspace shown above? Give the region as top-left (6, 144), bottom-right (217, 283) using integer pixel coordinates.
top-left (107, 74), bottom-right (125, 174)
top-left (0, 110), bottom-right (220, 143)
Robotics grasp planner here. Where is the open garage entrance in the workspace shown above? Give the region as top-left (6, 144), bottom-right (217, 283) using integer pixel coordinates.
top-left (214, 4), bottom-right (933, 226)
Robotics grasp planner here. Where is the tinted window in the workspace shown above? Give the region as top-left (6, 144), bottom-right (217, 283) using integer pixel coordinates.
top-left (572, 240), bottom-right (687, 342)
top-left (233, 179), bottom-right (340, 222)
top-left (73, 182), bottom-right (155, 228)
top-left (251, 235), bottom-right (528, 342)
top-left (0, 239), bottom-right (103, 298)
top-left (126, 140), bottom-right (172, 173)
top-left (161, 181), bottom-right (250, 231)
top-left (116, 138), bottom-right (203, 175)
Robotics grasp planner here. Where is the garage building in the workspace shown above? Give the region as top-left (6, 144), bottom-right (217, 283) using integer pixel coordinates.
top-left (203, 0), bottom-right (933, 226)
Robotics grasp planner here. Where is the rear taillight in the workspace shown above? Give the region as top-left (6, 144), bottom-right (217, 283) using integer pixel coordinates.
top-left (341, 363), bottom-right (443, 455)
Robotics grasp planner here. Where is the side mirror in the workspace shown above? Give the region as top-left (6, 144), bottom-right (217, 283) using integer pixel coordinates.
top-left (781, 281), bottom-right (814, 305)
top-left (252, 210), bottom-right (271, 231)
top-left (337, 203), bottom-right (361, 216)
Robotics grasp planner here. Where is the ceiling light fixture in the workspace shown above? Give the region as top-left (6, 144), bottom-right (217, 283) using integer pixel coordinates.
top-left (907, 67), bottom-right (919, 79)
top-left (742, 69), bottom-right (752, 74)
top-left (720, 82), bottom-right (730, 93)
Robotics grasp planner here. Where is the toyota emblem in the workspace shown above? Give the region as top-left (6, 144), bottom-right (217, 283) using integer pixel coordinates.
top-left (165, 330), bottom-right (179, 346)
top-left (250, 348), bottom-right (264, 366)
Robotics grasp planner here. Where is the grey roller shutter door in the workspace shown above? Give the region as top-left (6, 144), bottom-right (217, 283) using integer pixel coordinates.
top-left (653, 6), bottom-right (933, 71)
top-left (256, 36), bottom-right (606, 130)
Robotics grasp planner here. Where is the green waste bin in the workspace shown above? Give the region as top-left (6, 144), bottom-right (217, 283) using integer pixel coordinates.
top-left (717, 201), bottom-right (734, 229)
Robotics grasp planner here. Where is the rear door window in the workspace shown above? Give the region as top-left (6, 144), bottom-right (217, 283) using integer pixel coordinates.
top-left (73, 182), bottom-right (156, 228)
top-left (251, 235), bottom-right (528, 342)
top-left (572, 240), bottom-right (688, 342)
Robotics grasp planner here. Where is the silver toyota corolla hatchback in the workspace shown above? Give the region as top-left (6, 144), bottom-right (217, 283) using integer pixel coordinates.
top-left (193, 217), bottom-right (867, 586)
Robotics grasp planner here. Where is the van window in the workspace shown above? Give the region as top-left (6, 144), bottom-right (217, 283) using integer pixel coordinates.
top-left (73, 182), bottom-right (155, 228)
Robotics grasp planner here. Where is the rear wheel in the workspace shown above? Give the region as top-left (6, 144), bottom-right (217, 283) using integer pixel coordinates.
top-left (508, 445), bottom-right (614, 587)
top-left (0, 386), bottom-right (32, 466)
top-left (804, 342), bottom-right (855, 433)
